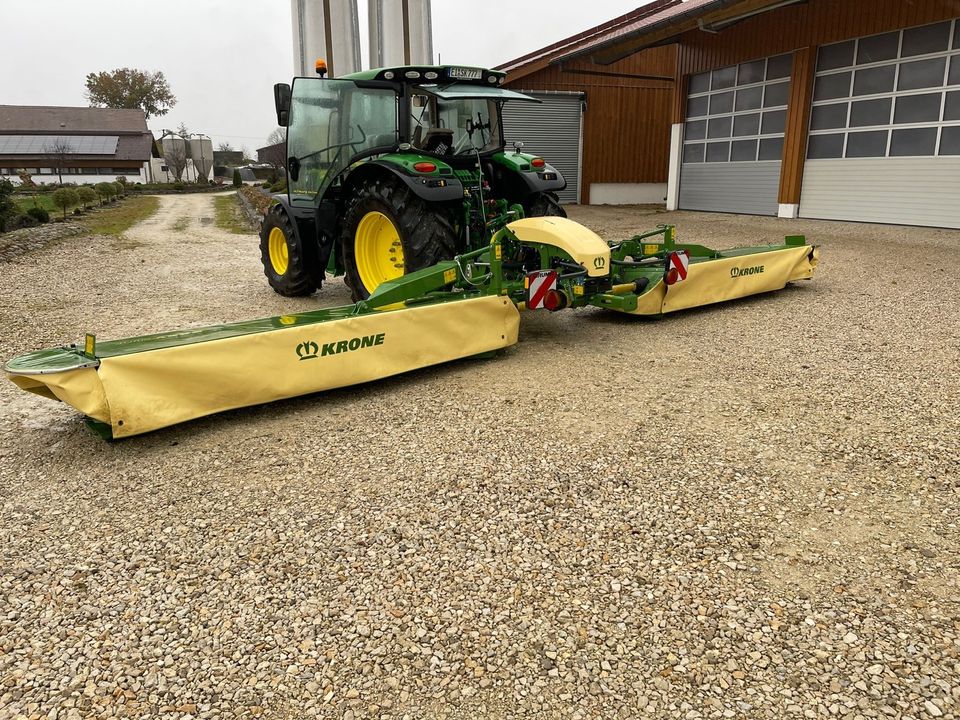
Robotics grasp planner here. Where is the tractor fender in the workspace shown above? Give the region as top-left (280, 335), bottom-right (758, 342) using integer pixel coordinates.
top-left (487, 160), bottom-right (566, 200)
top-left (268, 194), bottom-right (329, 282)
top-left (343, 161), bottom-right (464, 203)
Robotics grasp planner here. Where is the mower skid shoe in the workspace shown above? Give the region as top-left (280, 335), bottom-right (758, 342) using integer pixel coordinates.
top-left (6, 296), bottom-right (520, 439)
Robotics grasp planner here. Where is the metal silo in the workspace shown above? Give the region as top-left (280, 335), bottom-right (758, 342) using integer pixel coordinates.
top-left (189, 136), bottom-right (213, 181)
top-left (368, 0), bottom-right (433, 68)
top-left (290, 0), bottom-right (361, 77)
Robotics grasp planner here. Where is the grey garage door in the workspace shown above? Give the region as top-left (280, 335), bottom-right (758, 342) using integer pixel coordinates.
top-left (680, 54), bottom-right (792, 215)
top-left (502, 91), bottom-right (583, 204)
top-left (800, 18), bottom-right (960, 228)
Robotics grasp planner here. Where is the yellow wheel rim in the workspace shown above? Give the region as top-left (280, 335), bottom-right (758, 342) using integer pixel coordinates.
top-left (268, 227), bottom-right (289, 275)
top-left (355, 211), bottom-right (404, 293)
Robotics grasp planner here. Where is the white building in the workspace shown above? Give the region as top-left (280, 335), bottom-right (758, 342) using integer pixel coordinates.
top-left (0, 105), bottom-right (159, 185)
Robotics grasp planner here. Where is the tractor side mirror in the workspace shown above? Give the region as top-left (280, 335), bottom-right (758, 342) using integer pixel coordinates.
top-left (513, 141), bottom-right (524, 155)
top-left (288, 156), bottom-right (300, 182)
top-left (274, 83), bottom-right (292, 127)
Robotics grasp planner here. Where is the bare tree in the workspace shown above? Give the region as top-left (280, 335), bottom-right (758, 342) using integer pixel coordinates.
top-left (43, 138), bottom-right (75, 184)
top-left (261, 128), bottom-right (287, 181)
top-left (216, 141), bottom-right (234, 152)
top-left (162, 139), bottom-right (188, 182)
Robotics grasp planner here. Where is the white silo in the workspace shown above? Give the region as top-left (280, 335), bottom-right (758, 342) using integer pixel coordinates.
top-left (290, 0), bottom-right (361, 77)
top-left (188, 136), bottom-right (213, 181)
top-left (368, 0), bottom-right (434, 68)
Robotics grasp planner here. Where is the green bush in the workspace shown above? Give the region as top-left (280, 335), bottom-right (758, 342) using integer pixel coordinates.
top-left (232, 169), bottom-right (242, 188)
top-left (95, 182), bottom-right (115, 204)
top-left (25, 206), bottom-right (50, 223)
top-left (0, 178), bottom-right (16, 233)
top-left (51, 187), bottom-right (79, 219)
top-left (8, 213), bottom-right (39, 231)
top-left (77, 186), bottom-right (97, 209)
top-left (112, 182), bottom-right (124, 198)
top-left (173, 181), bottom-right (184, 191)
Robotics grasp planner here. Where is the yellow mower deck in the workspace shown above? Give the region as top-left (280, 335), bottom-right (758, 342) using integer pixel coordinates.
top-left (5, 218), bottom-right (817, 438)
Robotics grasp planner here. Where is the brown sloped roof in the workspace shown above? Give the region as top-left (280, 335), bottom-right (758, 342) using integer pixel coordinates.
top-left (115, 134), bottom-right (156, 161)
top-left (0, 105), bottom-right (149, 134)
top-left (499, 0), bottom-right (795, 71)
top-left (495, 0), bottom-right (682, 74)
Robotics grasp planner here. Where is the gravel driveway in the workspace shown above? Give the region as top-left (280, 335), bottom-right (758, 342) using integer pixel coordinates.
top-left (1, 194), bottom-right (958, 719)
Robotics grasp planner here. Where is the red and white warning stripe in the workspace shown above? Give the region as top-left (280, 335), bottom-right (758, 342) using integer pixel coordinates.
top-left (665, 250), bottom-right (689, 285)
top-left (527, 270), bottom-right (558, 309)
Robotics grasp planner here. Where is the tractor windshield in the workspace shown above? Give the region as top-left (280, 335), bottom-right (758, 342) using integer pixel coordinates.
top-left (409, 96), bottom-right (501, 155)
top-left (286, 78), bottom-right (398, 203)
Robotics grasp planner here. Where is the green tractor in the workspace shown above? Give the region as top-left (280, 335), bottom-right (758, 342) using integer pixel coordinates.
top-left (260, 64), bottom-right (566, 301)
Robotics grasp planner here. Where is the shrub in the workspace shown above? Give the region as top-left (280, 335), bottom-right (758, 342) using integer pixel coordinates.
top-left (232, 169), bottom-right (242, 188)
top-left (173, 181), bottom-right (184, 191)
top-left (95, 182), bottom-right (115, 204)
top-left (77, 186), bottom-right (97, 209)
top-left (115, 175), bottom-right (128, 187)
top-left (7, 212), bottom-right (39, 231)
top-left (25, 206), bottom-right (50, 223)
top-left (0, 178), bottom-right (16, 233)
top-left (112, 182), bottom-right (124, 198)
top-left (52, 187), bottom-right (79, 220)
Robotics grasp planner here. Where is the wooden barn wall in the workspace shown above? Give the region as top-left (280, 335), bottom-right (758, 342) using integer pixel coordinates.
top-left (676, 0), bottom-right (960, 76)
top-left (505, 45), bottom-right (677, 203)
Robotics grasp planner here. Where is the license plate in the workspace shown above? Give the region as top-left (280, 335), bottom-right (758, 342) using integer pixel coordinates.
top-left (449, 67), bottom-right (482, 80)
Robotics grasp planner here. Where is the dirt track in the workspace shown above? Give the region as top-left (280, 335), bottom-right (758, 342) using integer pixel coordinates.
top-left (0, 194), bottom-right (958, 719)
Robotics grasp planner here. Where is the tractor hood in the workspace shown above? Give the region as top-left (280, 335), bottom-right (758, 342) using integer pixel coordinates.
top-left (419, 85), bottom-right (540, 103)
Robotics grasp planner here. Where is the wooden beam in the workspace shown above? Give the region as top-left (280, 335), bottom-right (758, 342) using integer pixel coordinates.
top-left (778, 46), bottom-right (815, 205)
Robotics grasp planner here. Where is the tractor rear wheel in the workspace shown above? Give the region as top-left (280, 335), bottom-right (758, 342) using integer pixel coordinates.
top-left (259, 205), bottom-right (318, 296)
top-left (525, 191), bottom-right (567, 218)
top-left (341, 176), bottom-right (457, 301)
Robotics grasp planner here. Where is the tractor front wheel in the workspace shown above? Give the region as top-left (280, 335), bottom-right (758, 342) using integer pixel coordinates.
top-left (341, 177), bottom-right (457, 301)
top-left (525, 191), bottom-right (567, 219)
top-left (259, 205), bottom-right (318, 296)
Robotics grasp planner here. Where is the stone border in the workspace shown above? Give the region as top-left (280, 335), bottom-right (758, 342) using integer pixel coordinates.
top-left (0, 222), bottom-right (87, 263)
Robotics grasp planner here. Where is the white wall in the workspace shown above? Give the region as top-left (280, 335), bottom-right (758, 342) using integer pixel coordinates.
top-left (7, 164), bottom-right (150, 186)
top-left (589, 183), bottom-right (667, 205)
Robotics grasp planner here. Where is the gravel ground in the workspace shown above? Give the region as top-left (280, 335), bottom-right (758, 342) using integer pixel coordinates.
top-left (1, 195), bottom-right (958, 720)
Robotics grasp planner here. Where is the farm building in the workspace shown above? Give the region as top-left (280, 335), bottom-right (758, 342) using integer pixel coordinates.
top-left (0, 105), bottom-right (159, 185)
top-left (500, 0), bottom-right (960, 229)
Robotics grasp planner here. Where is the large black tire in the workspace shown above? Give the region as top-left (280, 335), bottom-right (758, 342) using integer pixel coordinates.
top-left (341, 176), bottom-right (458, 301)
top-left (525, 191), bottom-right (567, 218)
top-left (259, 204), bottom-right (318, 297)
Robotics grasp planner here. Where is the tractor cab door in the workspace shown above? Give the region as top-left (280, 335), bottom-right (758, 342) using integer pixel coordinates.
top-left (286, 78), bottom-right (398, 208)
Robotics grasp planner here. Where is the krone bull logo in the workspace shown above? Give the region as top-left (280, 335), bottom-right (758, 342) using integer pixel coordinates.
top-left (296, 341), bottom-right (319, 360)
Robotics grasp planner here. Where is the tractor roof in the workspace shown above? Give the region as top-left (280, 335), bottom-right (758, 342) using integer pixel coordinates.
top-left (342, 65), bottom-right (507, 87)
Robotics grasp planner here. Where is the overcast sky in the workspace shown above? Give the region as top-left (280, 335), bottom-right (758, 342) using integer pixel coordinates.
top-left (2, 0), bottom-right (644, 153)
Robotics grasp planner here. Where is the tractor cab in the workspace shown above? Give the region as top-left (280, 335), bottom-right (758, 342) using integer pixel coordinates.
top-left (264, 65), bottom-right (568, 301)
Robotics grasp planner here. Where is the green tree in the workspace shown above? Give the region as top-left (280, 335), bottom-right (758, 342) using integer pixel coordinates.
top-left (84, 68), bottom-right (176, 119)
top-left (0, 179), bottom-right (16, 233)
top-left (77, 186), bottom-right (97, 209)
top-left (96, 182), bottom-right (116, 204)
top-left (52, 188), bottom-right (79, 220)
top-left (232, 169), bottom-right (242, 188)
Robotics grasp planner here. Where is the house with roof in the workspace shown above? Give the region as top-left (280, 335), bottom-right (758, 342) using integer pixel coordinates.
top-left (0, 105), bottom-right (159, 185)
